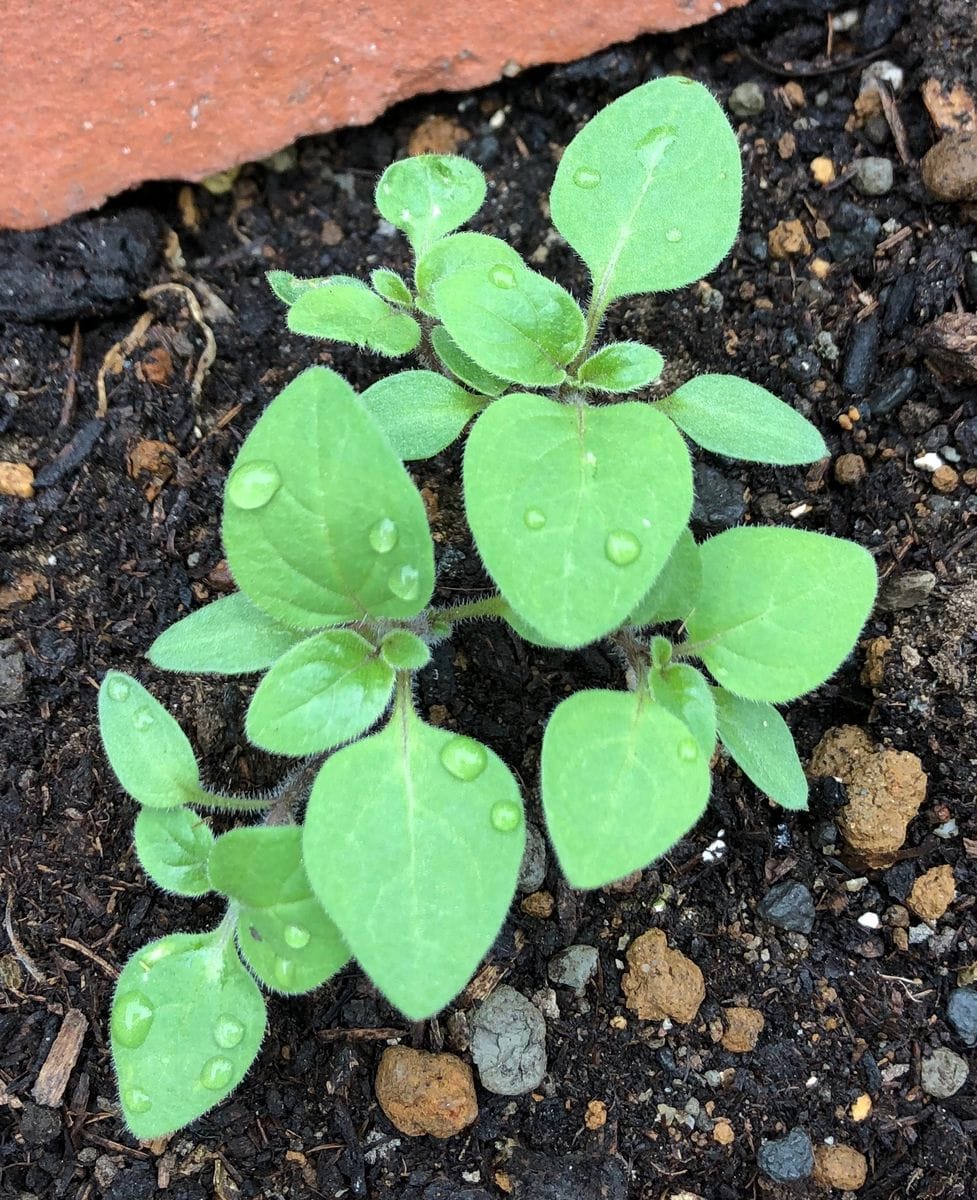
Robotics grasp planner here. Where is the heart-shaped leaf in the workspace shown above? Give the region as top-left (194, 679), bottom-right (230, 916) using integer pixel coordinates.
top-left (713, 687), bottom-right (808, 810)
top-left (376, 155), bottom-right (487, 254)
top-left (149, 593), bottom-right (304, 675)
top-left (134, 807), bottom-right (214, 895)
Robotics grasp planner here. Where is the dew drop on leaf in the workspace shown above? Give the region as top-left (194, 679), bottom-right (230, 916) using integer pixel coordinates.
top-left (132, 707), bottom-right (155, 731)
top-left (111, 991), bottom-right (155, 1049)
top-left (387, 564), bottom-right (420, 602)
top-left (489, 264), bottom-right (516, 290)
top-left (368, 516), bottom-right (399, 554)
top-left (283, 923), bottom-right (311, 950)
top-left (124, 1087), bottom-right (152, 1114)
top-left (665, 228), bottom-right (683, 243)
top-left (490, 799), bottom-right (522, 832)
top-left (107, 676), bottom-right (131, 702)
top-left (572, 166), bottom-right (601, 189)
top-left (439, 735), bottom-right (488, 782)
top-left (604, 530), bottom-right (642, 567)
top-left (213, 1014), bottom-right (246, 1049)
top-left (523, 508), bottom-right (547, 530)
top-left (678, 738), bottom-right (699, 762)
top-left (275, 957), bottom-right (297, 987)
top-left (636, 125), bottom-right (678, 170)
top-left (199, 1055), bottom-right (235, 1091)
top-left (227, 460), bottom-right (282, 510)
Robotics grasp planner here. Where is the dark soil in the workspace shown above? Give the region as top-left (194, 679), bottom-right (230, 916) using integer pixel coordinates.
top-left (2, 2), bottom-right (976, 1198)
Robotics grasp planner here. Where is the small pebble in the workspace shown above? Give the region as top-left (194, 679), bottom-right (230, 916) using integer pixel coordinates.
top-left (813, 1144), bottom-right (869, 1191)
top-left (857, 912), bottom-right (881, 930)
top-left (920, 1048), bottom-right (969, 1099)
top-left (877, 570), bottom-right (936, 611)
top-left (932, 465), bottom-right (959, 494)
top-left (728, 82), bottom-right (765, 118)
top-left (758, 880), bottom-right (816, 935)
top-left (853, 157), bottom-right (894, 196)
top-left (517, 822), bottom-right (547, 893)
top-left (758, 1128), bottom-right (815, 1183)
top-left (954, 416), bottom-right (977, 462)
top-left (548, 945), bottom-right (599, 992)
top-left (921, 132), bottom-right (977, 203)
top-left (811, 156), bottom-right (836, 185)
top-left (869, 366), bottom-right (917, 416)
top-left (842, 315), bottom-right (880, 396)
top-left (692, 463), bottom-right (746, 528)
top-left (835, 453), bottom-right (867, 486)
top-left (471, 986), bottom-right (547, 1096)
top-left (860, 59), bottom-right (904, 95)
top-left (947, 988), bottom-right (977, 1047)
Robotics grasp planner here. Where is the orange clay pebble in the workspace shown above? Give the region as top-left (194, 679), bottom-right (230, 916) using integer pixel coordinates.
top-left (811, 156), bottom-right (836, 185)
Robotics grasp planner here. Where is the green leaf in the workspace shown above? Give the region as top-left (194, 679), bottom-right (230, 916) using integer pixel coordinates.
top-left (287, 282), bottom-right (421, 356)
top-left (303, 707), bottom-right (524, 1019)
top-left (686, 527), bottom-right (878, 702)
top-left (99, 672), bottom-right (203, 809)
top-left (430, 325), bottom-right (508, 396)
top-left (267, 270), bottom-right (308, 305)
top-left (541, 689), bottom-right (711, 888)
top-left (376, 155), bottom-right (487, 253)
top-left (379, 629), bottom-right (432, 671)
top-left (433, 262), bottom-right (585, 387)
top-left (550, 76), bottom-right (742, 303)
top-left (222, 367), bottom-right (435, 628)
top-left (464, 395), bottom-right (693, 647)
top-left (148, 593), bottom-right (304, 675)
top-left (713, 687), bottom-right (808, 810)
top-left (648, 663), bottom-right (717, 756)
top-left (209, 827), bottom-right (350, 995)
top-left (499, 601), bottom-right (565, 649)
top-left (361, 370), bottom-right (484, 460)
top-left (576, 342), bottom-right (664, 393)
top-left (245, 630), bottom-right (394, 756)
top-left (134, 807), bottom-right (214, 895)
top-left (416, 232), bottom-right (525, 316)
top-left (626, 528), bottom-right (701, 626)
top-left (657, 375), bottom-right (828, 465)
top-left (111, 932), bottom-right (266, 1139)
top-left (371, 268), bottom-right (413, 307)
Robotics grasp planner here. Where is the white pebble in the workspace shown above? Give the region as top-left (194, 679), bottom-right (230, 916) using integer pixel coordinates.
top-left (857, 912), bottom-right (881, 930)
top-left (914, 452), bottom-right (944, 473)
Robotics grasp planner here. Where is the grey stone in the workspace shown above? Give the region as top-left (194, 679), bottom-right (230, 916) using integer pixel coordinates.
top-left (18, 1101), bottom-right (61, 1146)
top-left (841, 313), bottom-right (879, 396)
top-left (948, 988), bottom-right (977, 1046)
top-left (728, 81), bottom-right (765, 118)
top-left (955, 416), bottom-right (977, 463)
top-left (547, 945), bottom-right (598, 992)
top-left (758, 880), bottom-right (816, 935)
top-left (868, 366), bottom-right (917, 417)
top-left (854, 156), bottom-right (894, 196)
top-left (517, 821), bottom-right (547, 893)
top-left (877, 570), bottom-right (936, 612)
top-left (758, 1127), bottom-right (815, 1183)
top-left (827, 201), bottom-right (882, 262)
top-left (692, 463), bottom-right (746, 529)
top-left (0, 639), bottom-right (26, 704)
top-left (471, 985), bottom-right (546, 1096)
top-left (921, 1048), bottom-right (969, 1098)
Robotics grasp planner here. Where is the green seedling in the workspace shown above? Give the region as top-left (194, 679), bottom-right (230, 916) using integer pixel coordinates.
top-left (100, 76), bottom-right (877, 1137)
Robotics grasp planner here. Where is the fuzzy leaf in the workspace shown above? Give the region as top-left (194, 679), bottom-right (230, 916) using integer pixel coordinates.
top-left (371, 268), bottom-right (413, 307)
top-left (713, 687), bottom-right (808, 810)
top-left (626, 528), bottom-right (701, 626)
top-left (134, 807), bottom-right (214, 895)
top-left (648, 663), bottom-right (717, 756)
top-left (430, 325), bottom-right (509, 396)
top-left (148, 593), bottom-right (304, 675)
top-left (376, 155), bottom-right (487, 253)
top-left (379, 629), bottom-right (432, 671)
top-left (361, 370), bottom-right (484, 460)
top-left (287, 282), bottom-right (421, 356)
top-left (415, 231), bottom-right (522, 314)
top-left (576, 342), bottom-right (664, 393)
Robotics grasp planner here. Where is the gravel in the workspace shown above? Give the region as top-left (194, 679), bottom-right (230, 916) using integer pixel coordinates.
top-left (728, 81), bottom-right (765, 117)
top-left (517, 822), bottom-right (547, 893)
top-left (757, 1128), bottom-right (815, 1183)
top-left (947, 989), bottom-right (977, 1047)
top-left (921, 1048), bottom-right (969, 1099)
top-left (548, 945), bottom-right (599, 992)
top-left (758, 880), bottom-right (816, 935)
top-left (853, 156), bottom-right (894, 196)
top-left (471, 986), bottom-right (547, 1096)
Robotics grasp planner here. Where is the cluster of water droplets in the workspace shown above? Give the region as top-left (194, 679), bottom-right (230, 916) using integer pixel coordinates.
top-left (438, 735), bottom-right (521, 834)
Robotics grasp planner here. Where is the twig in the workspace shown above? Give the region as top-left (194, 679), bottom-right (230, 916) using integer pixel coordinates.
top-left (141, 283), bottom-right (217, 405)
top-left (58, 322), bottom-right (82, 428)
top-left (58, 936), bottom-right (119, 979)
top-left (4, 892), bottom-right (45, 983)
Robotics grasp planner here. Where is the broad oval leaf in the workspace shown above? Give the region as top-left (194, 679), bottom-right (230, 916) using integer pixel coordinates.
top-left (576, 342), bottom-right (664, 393)
top-left (111, 932), bottom-right (266, 1139)
top-left (287, 282), bottom-right (420, 356)
top-left (148, 593), bottom-right (304, 675)
top-left (713, 687), bottom-right (808, 811)
top-left (303, 709), bottom-right (524, 1019)
top-left (657, 375), bottom-right (827, 465)
top-left (379, 629), bottom-right (432, 671)
top-left (430, 325), bottom-right (508, 396)
top-left (550, 76), bottom-right (742, 303)
top-left (222, 367), bottom-right (435, 628)
top-left (541, 689), bottom-right (711, 889)
top-left (361, 370), bottom-right (484, 460)
top-left (370, 268), bottom-right (413, 307)
top-left (415, 232), bottom-right (524, 314)
top-left (464, 394), bottom-right (693, 647)
top-left (433, 263), bottom-right (585, 387)
top-left (626, 527), bottom-right (702, 626)
top-left (99, 672), bottom-right (202, 809)
top-left (649, 663), bottom-right (717, 756)
top-left (686, 527), bottom-right (878, 702)
top-left (209, 826), bottom-right (350, 995)
top-left (245, 629), bottom-right (394, 756)
top-left (376, 155), bottom-right (487, 254)
top-left (134, 807), bottom-right (214, 895)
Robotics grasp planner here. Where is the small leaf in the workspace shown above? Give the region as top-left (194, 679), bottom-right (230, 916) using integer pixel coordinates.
top-left (433, 263), bottom-right (585, 387)
top-left (288, 282), bottom-right (421, 356)
top-left (376, 155), bottom-right (487, 253)
top-left (576, 342), bottom-right (664, 393)
top-left (657, 375), bottom-right (828, 465)
top-left (550, 76), bottom-right (742, 302)
top-left (464, 394), bottom-right (693, 647)
top-left (361, 370), bottom-right (484, 460)
top-left (111, 932), bottom-right (266, 1139)
top-left (245, 630), bottom-right (394, 756)
top-left (626, 528), bottom-right (701, 626)
top-left (222, 367), bottom-right (435, 628)
top-left (209, 827), bottom-right (350, 995)
top-left (371, 268), bottom-right (413, 307)
top-left (713, 687), bottom-right (808, 810)
top-left (379, 629), bottom-right (432, 671)
top-left (541, 689), bottom-right (711, 888)
top-left (134, 807), bottom-right (214, 895)
top-left (303, 707), bottom-right (524, 1019)
top-left (686, 527), bottom-right (878, 702)
top-left (99, 672), bottom-right (202, 809)
top-left (430, 325), bottom-right (508, 396)
top-left (148, 593), bottom-right (304, 675)
top-left (267, 270), bottom-right (309, 305)
top-left (415, 232), bottom-right (525, 315)
top-left (648, 663), bottom-right (717, 756)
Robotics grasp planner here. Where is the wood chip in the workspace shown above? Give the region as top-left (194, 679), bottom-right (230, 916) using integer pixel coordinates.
top-left (31, 1008), bottom-right (89, 1106)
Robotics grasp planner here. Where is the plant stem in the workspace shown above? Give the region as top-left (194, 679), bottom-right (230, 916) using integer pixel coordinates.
top-left (192, 789), bottom-right (273, 813)
top-left (434, 594), bottom-right (509, 624)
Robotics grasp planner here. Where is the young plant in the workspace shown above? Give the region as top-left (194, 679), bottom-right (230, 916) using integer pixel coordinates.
top-left (99, 76), bottom-right (877, 1137)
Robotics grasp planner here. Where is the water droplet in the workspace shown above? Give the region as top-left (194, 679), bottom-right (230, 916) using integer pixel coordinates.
top-left (227, 460), bottom-right (282, 510)
top-left (387, 564), bottom-right (420, 602)
top-left (604, 530), bottom-right (641, 567)
top-left (112, 991), bottom-right (155, 1049)
top-left (368, 516), bottom-right (399, 554)
top-left (124, 1087), bottom-right (152, 1115)
top-left (107, 676), bottom-right (131, 702)
top-left (199, 1055), bottom-right (235, 1091)
top-left (284, 923), bottom-right (311, 949)
top-left (636, 125), bottom-right (678, 170)
top-left (523, 508), bottom-right (546, 530)
top-left (489, 264), bottom-right (516, 289)
top-left (678, 739), bottom-right (699, 762)
top-left (440, 736), bottom-right (488, 782)
top-left (665, 228), bottom-right (682, 243)
top-left (572, 166), bottom-right (601, 189)
top-left (214, 1014), bottom-right (246, 1049)
top-left (275, 957), bottom-right (297, 987)
top-left (132, 707), bottom-right (155, 731)
top-left (490, 799), bottom-right (522, 832)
